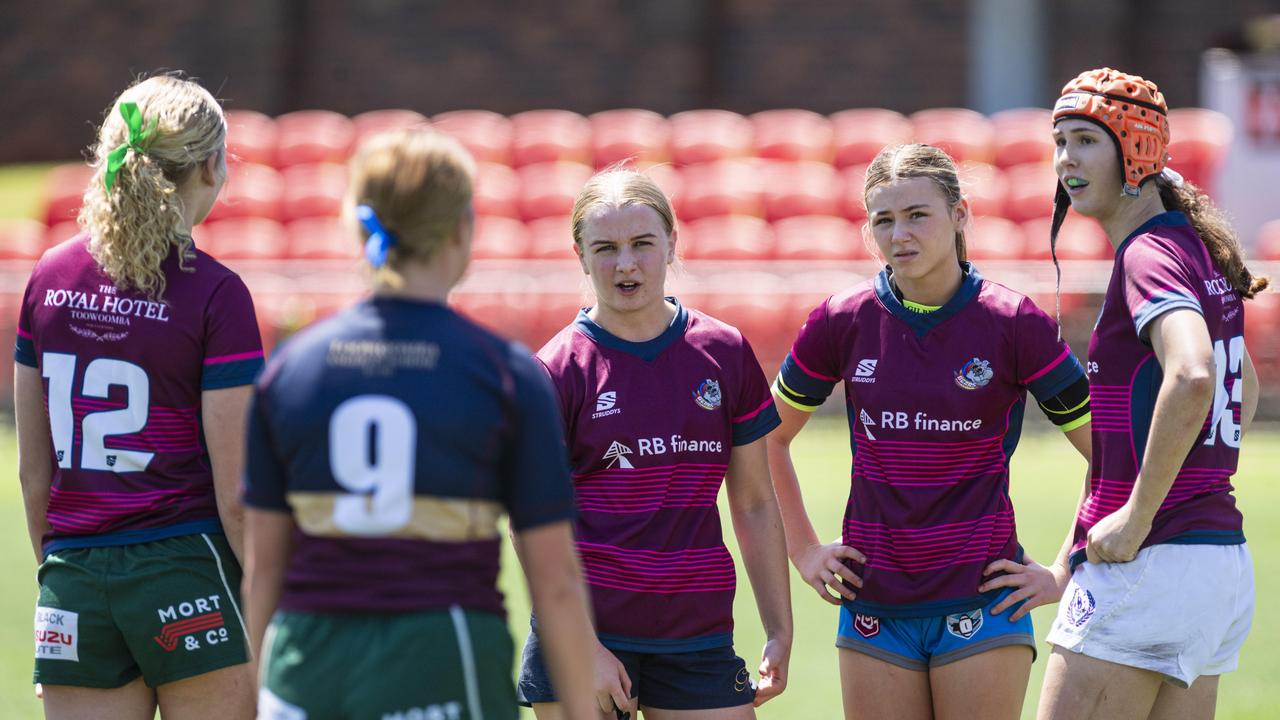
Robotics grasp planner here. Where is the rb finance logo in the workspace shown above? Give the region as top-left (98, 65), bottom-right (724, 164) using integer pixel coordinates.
top-left (602, 441), bottom-right (634, 469)
top-left (693, 379), bottom-right (722, 410)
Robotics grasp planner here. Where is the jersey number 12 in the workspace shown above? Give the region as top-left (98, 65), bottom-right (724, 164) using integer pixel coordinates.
top-left (43, 352), bottom-right (154, 472)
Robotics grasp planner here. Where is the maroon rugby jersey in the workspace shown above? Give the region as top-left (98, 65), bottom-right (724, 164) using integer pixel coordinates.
top-left (15, 235), bottom-right (263, 555)
top-left (776, 265), bottom-right (1085, 617)
top-left (1073, 212), bottom-right (1246, 566)
top-left (537, 300), bottom-right (780, 652)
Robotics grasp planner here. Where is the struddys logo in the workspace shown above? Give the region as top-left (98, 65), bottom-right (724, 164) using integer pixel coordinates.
top-left (954, 357), bottom-right (994, 390)
top-left (1065, 587), bottom-right (1096, 628)
top-left (693, 379), bottom-right (722, 411)
top-left (153, 595), bottom-right (230, 652)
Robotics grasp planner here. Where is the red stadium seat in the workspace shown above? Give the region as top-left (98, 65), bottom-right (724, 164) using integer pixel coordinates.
top-left (957, 162), bottom-right (1008, 220)
top-left (678, 159), bottom-right (763, 221)
top-left (701, 273), bottom-right (790, 368)
top-left (431, 110), bottom-right (513, 165)
top-left (518, 162), bottom-right (593, 221)
top-left (838, 164), bottom-right (870, 222)
top-left (351, 109), bottom-right (430, 143)
top-left (1255, 219), bottom-right (1280, 260)
top-left (530, 292), bottom-right (590, 348)
top-left (590, 109), bottom-right (671, 168)
top-left (669, 110), bottom-right (753, 166)
top-left (750, 110), bottom-right (834, 163)
top-left (42, 163), bottom-right (94, 226)
top-left (526, 215), bottom-right (577, 260)
top-left (1167, 108), bottom-right (1233, 195)
top-left (991, 108), bottom-right (1054, 168)
top-left (964, 216), bottom-right (1025, 261)
top-left (910, 108), bottom-right (995, 164)
top-left (759, 161), bottom-right (842, 221)
top-left (280, 163), bottom-right (347, 222)
top-left (224, 110), bottom-right (278, 166)
top-left (681, 215), bottom-right (775, 260)
top-left (244, 275), bottom-right (307, 353)
top-left (45, 221), bottom-right (83, 249)
top-left (470, 215), bottom-right (531, 260)
top-left (1019, 212), bottom-right (1111, 260)
top-left (1003, 163), bottom-right (1059, 224)
top-left (0, 292), bottom-right (19, 396)
top-left (451, 287), bottom-right (541, 347)
top-left (473, 162), bottom-right (521, 219)
top-left (197, 217), bottom-right (288, 260)
top-left (1244, 291), bottom-right (1280, 380)
top-left (0, 219), bottom-right (46, 260)
top-left (286, 217), bottom-right (359, 261)
top-left (275, 110), bottom-right (357, 168)
top-left (207, 162), bottom-right (284, 222)
top-left (830, 109), bottom-right (913, 169)
top-left (510, 110), bottom-right (592, 168)
top-left (784, 271), bottom-right (863, 332)
top-left (640, 164), bottom-right (683, 215)
top-left (773, 215), bottom-right (868, 261)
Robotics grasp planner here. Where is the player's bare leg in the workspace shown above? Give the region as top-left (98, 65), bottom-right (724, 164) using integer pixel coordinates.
top-left (839, 648), bottom-right (933, 720)
top-left (930, 645), bottom-right (1031, 720)
top-left (1148, 675), bottom-right (1219, 720)
top-left (1037, 646), bottom-right (1162, 720)
top-left (155, 663), bottom-right (255, 720)
top-left (42, 678), bottom-right (155, 720)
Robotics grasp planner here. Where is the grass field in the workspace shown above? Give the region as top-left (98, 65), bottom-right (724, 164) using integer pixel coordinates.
top-left (1, 418), bottom-right (1274, 718)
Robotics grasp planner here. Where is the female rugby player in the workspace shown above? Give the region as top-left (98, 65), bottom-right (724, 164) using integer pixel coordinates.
top-left (242, 128), bottom-right (598, 720)
top-left (1038, 67), bottom-right (1266, 720)
top-left (767, 144), bottom-right (1093, 720)
top-left (15, 74), bottom-right (259, 719)
top-left (517, 169), bottom-right (793, 720)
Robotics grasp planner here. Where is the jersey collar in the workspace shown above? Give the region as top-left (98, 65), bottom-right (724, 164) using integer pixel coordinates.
top-left (573, 297), bottom-right (689, 361)
top-left (874, 262), bottom-right (983, 338)
top-left (1115, 211), bottom-right (1190, 257)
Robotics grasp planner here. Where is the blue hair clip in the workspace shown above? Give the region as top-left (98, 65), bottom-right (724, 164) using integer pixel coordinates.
top-left (356, 204), bottom-right (396, 269)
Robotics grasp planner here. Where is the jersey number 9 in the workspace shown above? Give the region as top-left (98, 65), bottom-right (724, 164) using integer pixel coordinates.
top-left (328, 395), bottom-right (417, 534)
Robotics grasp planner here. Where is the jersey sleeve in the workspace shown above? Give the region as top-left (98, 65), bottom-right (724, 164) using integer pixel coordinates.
top-left (501, 348), bottom-right (577, 531)
top-left (774, 298), bottom-right (841, 413)
top-left (241, 384), bottom-right (292, 511)
top-left (1122, 234), bottom-right (1204, 343)
top-left (14, 269), bottom-right (39, 368)
top-left (202, 275), bottom-right (265, 390)
top-left (1016, 296), bottom-right (1090, 431)
top-left (732, 334), bottom-right (781, 445)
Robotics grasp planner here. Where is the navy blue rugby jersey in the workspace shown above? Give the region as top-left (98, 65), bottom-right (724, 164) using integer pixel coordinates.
top-left (243, 296), bottom-right (575, 615)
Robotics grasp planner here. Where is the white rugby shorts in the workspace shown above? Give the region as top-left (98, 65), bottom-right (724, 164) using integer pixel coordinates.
top-left (1046, 543), bottom-right (1254, 688)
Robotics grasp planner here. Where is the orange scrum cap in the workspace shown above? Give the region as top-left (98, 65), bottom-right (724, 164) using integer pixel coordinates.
top-left (1052, 67), bottom-right (1171, 196)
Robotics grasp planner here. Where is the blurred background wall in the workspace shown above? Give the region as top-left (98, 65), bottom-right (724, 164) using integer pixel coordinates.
top-left (4, 0), bottom-right (1278, 163)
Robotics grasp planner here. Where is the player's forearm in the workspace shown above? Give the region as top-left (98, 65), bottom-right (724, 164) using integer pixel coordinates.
top-left (733, 500), bottom-right (794, 644)
top-left (15, 364), bottom-right (55, 564)
top-left (765, 436), bottom-right (821, 561)
top-left (243, 509), bottom-right (293, 662)
top-left (1054, 472), bottom-right (1091, 570)
top-left (17, 473), bottom-right (52, 564)
top-left (1131, 371), bottom-right (1214, 522)
top-left (518, 524), bottom-right (598, 720)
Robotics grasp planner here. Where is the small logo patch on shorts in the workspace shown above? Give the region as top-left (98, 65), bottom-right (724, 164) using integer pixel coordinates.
top-left (1065, 587), bottom-right (1096, 627)
top-left (854, 613), bottom-right (880, 638)
top-left (154, 595), bottom-right (229, 652)
top-left (946, 608), bottom-right (984, 640)
top-left (734, 667), bottom-right (752, 692)
top-left (35, 607), bottom-right (79, 661)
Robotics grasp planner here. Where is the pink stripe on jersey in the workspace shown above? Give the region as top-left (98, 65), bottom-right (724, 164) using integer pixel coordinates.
top-left (47, 486), bottom-right (204, 534)
top-left (790, 352), bottom-right (839, 382)
top-left (854, 434), bottom-right (1006, 487)
top-left (1078, 470), bottom-right (1234, 523)
top-left (574, 463), bottom-right (728, 513)
top-left (732, 397), bottom-right (773, 423)
top-left (204, 350), bottom-right (264, 365)
top-left (577, 541), bottom-right (736, 594)
top-left (1021, 346), bottom-right (1071, 384)
top-left (17, 327), bottom-right (33, 339)
top-left (845, 510), bottom-right (1015, 573)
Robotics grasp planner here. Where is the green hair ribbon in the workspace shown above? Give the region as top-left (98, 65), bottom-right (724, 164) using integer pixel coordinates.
top-left (103, 102), bottom-right (159, 192)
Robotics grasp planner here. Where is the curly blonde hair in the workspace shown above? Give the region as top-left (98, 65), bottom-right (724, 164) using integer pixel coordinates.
top-left (78, 75), bottom-right (226, 299)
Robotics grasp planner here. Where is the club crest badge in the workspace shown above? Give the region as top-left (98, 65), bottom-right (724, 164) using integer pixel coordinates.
top-left (693, 378), bottom-right (722, 410)
top-left (954, 357), bottom-right (994, 390)
top-left (1065, 587), bottom-right (1096, 627)
top-left (853, 613), bottom-right (880, 638)
top-left (946, 608), bottom-right (984, 640)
